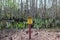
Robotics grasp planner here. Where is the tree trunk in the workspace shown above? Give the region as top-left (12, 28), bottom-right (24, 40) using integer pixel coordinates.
top-left (43, 0), bottom-right (46, 19)
top-left (52, 0), bottom-right (57, 19)
top-left (39, 0), bottom-right (43, 18)
top-left (21, 0), bottom-right (23, 17)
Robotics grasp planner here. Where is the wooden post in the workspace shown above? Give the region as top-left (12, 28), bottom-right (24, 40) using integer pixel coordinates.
top-left (27, 17), bottom-right (33, 40)
top-left (29, 24), bottom-right (31, 39)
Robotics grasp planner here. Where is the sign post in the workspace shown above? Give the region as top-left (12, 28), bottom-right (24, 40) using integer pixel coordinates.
top-left (27, 17), bottom-right (33, 40)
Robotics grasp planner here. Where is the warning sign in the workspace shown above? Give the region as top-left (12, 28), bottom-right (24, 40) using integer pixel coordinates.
top-left (27, 17), bottom-right (33, 24)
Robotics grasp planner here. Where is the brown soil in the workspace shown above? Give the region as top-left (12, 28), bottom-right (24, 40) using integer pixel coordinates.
top-left (0, 28), bottom-right (60, 40)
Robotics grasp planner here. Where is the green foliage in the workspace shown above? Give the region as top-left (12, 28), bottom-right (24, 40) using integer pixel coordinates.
top-left (0, 27), bottom-right (1, 30)
top-left (5, 0), bottom-right (18, 9)
top-left (33, 18), bottom-right (44, 29)
top-left (0, 21), bottom-right (26, 30)
top-left (0, 18), bottom-right (60, 30)
top-left (44, 18), bottom-right (53, 28)
top-left (16, 22), bottom-right (25, 29)
top-left (33, 18), bottom-right (60, 29)
top-left (6, 22), bottom-right (26, 29)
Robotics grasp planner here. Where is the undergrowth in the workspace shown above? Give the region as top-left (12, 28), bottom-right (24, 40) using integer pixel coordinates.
top-left (0, 18), bottom-right (60, 30)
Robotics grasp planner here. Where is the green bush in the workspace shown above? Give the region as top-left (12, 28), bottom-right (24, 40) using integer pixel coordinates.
top-left (13, 22), bottom-right (27, 29)
top-left (0, 18), bottom-right (60, 30)
top-left (44, 18), bottom-right (53, 28)
top-left (16, 22), bottom-right (25, 29)
top-left (33, 18), bottom-right (44, 29)
top-left (33, 18), bottom-right (60, 29)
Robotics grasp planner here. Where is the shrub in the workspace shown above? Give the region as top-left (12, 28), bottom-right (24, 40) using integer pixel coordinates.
top-left (33, 18), bottom-right (60, 29)
top-left (33, 18), bottom-right (44, 29)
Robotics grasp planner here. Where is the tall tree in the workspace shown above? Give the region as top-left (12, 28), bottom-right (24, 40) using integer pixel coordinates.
top-left (26, 0), bottom-right (28, 17)
top-left (18, 0), bottom-right (21, 18)
top-left (43, 0), bottom-right (46, 18)
top-left (21, 0), bottom-right (23, 17)
top-left (35, 0), bottom-right (38, 18)
top-left (0, 0), bottom-right (2, 19)
top-left (59, 0), bottom-right (60, 4)
top-left (31, 0), bottom-right (35, 17)
top-left (52, 0), bottom-right (57, 18)
top-left (39, 0), bottom-right (43, 18)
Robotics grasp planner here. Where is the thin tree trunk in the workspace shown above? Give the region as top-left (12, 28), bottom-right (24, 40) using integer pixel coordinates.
top-left (21, 0), bottom-right (23, 17)
top-left (39, 0), bottom-right (43, 18)
top-left (0, 1), bottom-right (1, 15)
top-left (52, 0), bottom-right (57, 19)
top-left (43, 0), bottom-right (46, 19)
top-left (56, 0), bottom-right (57, 18)
top-left (26, 0), bottom-right (28, 17)
top-left (30, 0), bottom-right (32, 16)
top-left (35, 0), bottom-right (38, 18)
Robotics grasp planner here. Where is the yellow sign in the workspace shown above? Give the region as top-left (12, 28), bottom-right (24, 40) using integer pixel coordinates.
top-left (27, 17), bottom-right (33, 24)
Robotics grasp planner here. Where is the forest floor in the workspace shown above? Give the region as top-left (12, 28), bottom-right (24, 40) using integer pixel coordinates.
top-left (0, 28), bottom-right (60, 40)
